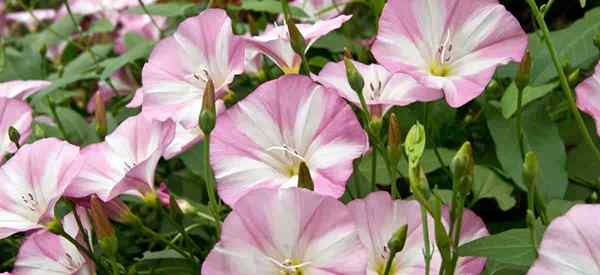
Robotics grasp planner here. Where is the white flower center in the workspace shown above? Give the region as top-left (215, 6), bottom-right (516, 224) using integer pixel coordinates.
top-left (184, 69), bottom-right (210, 88)
top-left (367, 80), bottom-right (383, 101)
top-left (21, 192), bottom-right (39, 212)
top-left (430, 29), bottom-right (454, 77)
top-left (267, 257), bottom-right (311, 275)
top-left (266, 145), bottom-right (306, 176)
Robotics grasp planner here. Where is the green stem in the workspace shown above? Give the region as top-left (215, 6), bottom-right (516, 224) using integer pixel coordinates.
top-left (421, 206), bottom-right (432, 275)
top-left (516, 86), bottom-right (526, 157)
top-left (448, 197), bottom-right (465, 275)
top-left (161, 208), bottom-right (202, 253)
top-left (371, 147), bottom-right (378, 191)
top-left (138, 224), bottom-right (193, 260)
top-left (136, 0), bottom-right (162, 36)
top-left (526, 0), bottom-right (600, 165)
top-left (382, 249), bottom-right (397, 275)
top-left (202, 136), bottom-right (222, 237)
top-left (47, 97), bottom-right (67, 139)
top-left (110, 257), bottom-right (120, 275)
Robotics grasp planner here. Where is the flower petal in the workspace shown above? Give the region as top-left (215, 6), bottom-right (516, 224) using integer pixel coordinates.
top-left (576, 62), bottom-right (600, 136)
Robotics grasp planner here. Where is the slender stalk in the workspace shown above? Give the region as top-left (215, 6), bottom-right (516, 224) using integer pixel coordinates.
top-left (448, 198), bottom-right (465, 274)
top-left (526, 0), bottom-right (600, 164)
top-left (516, 86), bottom-right (526, 157)
top-left (202, 136), bottom-right (222, 237)
top-left (371, 148), bottom-right (378, 190)
top-left (382, 251), bottom-right (396, 275)
top-left (170, 223), bottom-right (204, 244)
top-left (161, 208), bottom-right (202, 253)
top-left (421, 206), bottom-right (432, 275)
top-left (47, 97), bottom-right (67, 139)
top-left (138, 224), bottom-right (193, 259)
top-left (136, 0), bottom-right (162, 35)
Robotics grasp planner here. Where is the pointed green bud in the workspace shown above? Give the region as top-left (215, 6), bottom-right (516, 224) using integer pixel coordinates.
top-left (8, 126), bottom-right (20, 148)
top-left (47, 218), bottom-right (65, 235)
top-left (523, 151), bottom-right (539, 191)
top-left (169, 195), bottom-right (185, 226)
top-left (387, 113), bottom-right (402, 164)
top-left (94, 94), bottom-right (107, 140)
top-left (103, 199), bottom-right (137, 225)
top-left (594, 33), bottom-right (600, 51)
top-left (199, 79), bottom-right (216, 135)
top-left (387, 224), bottom-right (408, 253)
top-left (404, 123), bottom-right (426, 167)
top-left (515, 51), bottom-right (531, 92)
top-left (587, 191), bottom-right (599, 203)
top-left (343, 49), bottom-right (365, 94)
top-left (298, 162), bottom-right (314, 191)
top-left (369, 117), bottom-right (383, 137)
top-left (451, 142), bottom-right (475, 196)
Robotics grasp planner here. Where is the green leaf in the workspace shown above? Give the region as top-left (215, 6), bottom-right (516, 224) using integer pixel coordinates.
top-left (128, 3), bottom-right (199, 17)
top-left (231, 0), bottom-right (308, 18)
top-left (87, 18), bottom-right (114, 34)
top-left (0, 46), bottom-right (44, 81)
top-left (312, 32), bottom-right (351, 52)
top-left (482, 260), bottom-right (528, 275)
top-left (63, 44), bottom-right (113, 76)
top-left (179, 143), bottom-right (206, 177)
top-left (471, 166), bottom-right (516, 211)
top-left (500, 81), bottom-right (559, 119)
top-left (398, 148), bottom-right (456, 176)
top-left (458, 228), bottom-right (542, 267)
top-left (567, 139), bottom-right (600, 184)
top-left (546, 199), bottom-right (577, 222)
top-left (486, 101), bottom-right (568, 200)
top-left (100, 41), bottom-right (154, 79)
top-left (358, 151), bottom-right (392, 186)
top-left (22, 15), bottom-right (83, 51)
top-left (341, 168), bottom-right (374, 203)
top-left (56, 107), bottom-right (99, 145)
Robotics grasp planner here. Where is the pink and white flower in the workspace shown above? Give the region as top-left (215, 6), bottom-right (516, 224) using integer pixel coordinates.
top-left (0, 98), bottom-right (33, 158)
top-left (210, 75), bottom-right (368, 206)
top-left (291, 0), bottom-right (349, 20)
top-left (576, 62), bottom-right (600, 136)
top-left (245, 15), bottom-right (351, 74)
top-left (0, 80), bottom-right (51, 100)
top-left (65, 114), bottom-right (174, 202)
top-left (316, 60), bottom-right (441, 116)
top-left (0, 138), bottom-right (81, 239)
top-left (130, 9), bottom-right (244, 157)
top-left (202, 187), bottom-right (368, 275)
top-left (528, 204), bottom-right (600, 274)
top-left (11, 208), bottom-right (94, 275)
top-left (347, 192), bottom-right (488, 274)
top-left (371, 0), bottom-right (527, 107)
top-left (4, 9), bottom-right (56, 31)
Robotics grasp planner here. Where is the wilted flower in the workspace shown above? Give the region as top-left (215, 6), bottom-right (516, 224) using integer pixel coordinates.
top-left (347, 192), bottom-right (488, 274)
top-left (576, 62), bottom-right (600, 136)
top-left (210, 75), bottom-right (368, 205)
top-left (316, 60), bottom-right (440, 116)
top-left (245, 15), bottom-right (351, 74)
top-left (11, 208), bottom-right (94, 275)
top-left (65, 114), bottom-right (174, 201)
top-left (202, 187), bottom-right (368, 275)
top-left (0, 138), bottom-right (81, 239)
top-left (528, 204), bottom-right (600, 274)
top-left (371, 0), bottom-right (527, 107)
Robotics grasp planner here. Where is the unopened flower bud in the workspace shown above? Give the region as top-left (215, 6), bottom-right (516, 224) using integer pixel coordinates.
top-left (94, 93), bottom-right (107, 140)
top-left (387, 113), bottom-right (402, 164)
top-left (587, 191), bottom-right (598, 203)
top-left (8, 126), bottom-right (20, 148)
top-left (369, 117), bottom-right (383, 137)
top-left (46, 218), bottom-right (64, 235)
top-left (404, 123), bottom-right (426, 167)
top-left (343, 50), bottom-right (365, 95)
top-left (199, 79), bottom-right (216, 135)
top-left (451, 142), bottom-right (475, 196)
top-left (387, 224), bottom-right (408, 253)
top-left (515, 51), bottom-right (531, 92)
top-left (298, 162), bottom-right (314, 191)
top-left (90, 195), bottom-right (118, 256)
top-left (523, 151), bottom-right (539, 191)
top-left (103, 199), bottom-right (137, 225)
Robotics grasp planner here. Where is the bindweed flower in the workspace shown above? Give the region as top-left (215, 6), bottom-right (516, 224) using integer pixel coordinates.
top-left (11, 208), bottom-right (95, 275)
top-left (115, 13), bottom-right (165, 54)
top-left (244, 47), bottom-right (264, 76)
top-left (245, 15), bottom-right (351, 74)
top-left (290, 0), bottom-right (349, 20)
top-left (0, 80), bottom-right (51, 100)
top-left (316, 60), bottom-right (440, 117)
top-left (210, 75), bottom-right (368, 205)
top-left (575, 62), bottom-right (600, 136)
top-left (65, 114), bottom-right (175, 202)
top-left (0, 138), bottom-right (81, 239)
top-left (371, 0), bottom-right (528, 107)
top-left (202, 187), bottom-right (368, 275)
top-left (0, 98), bottom-right (32, 158)
top-left (528, 204), bottom-right (600, 274)
top-left (129, 9), bottom-right (244, 157)
top-left (347, 192), bottom-right (488, 275)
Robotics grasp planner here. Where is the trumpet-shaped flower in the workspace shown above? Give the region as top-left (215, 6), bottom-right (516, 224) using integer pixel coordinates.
top-left (65, 114), bottom-right (174, 201)
top-left (202, 187), bottom-right (367, 275)
top-left (0, 138), bottom-right (81, 239)
top-left (291, 0), bottom-right (349, 20)
top-left (210, 75), bottom-right (368, 205)
top-left (576, 62), bottom-right (600, 136)
top-left (245, 15), bottom-right (351, 74)
top-left (0, 98), bottom-right (33, 158)
top-left (371, 0), bottom-right (527, 107)
top-left (129, 9), bottom-right (244, 129)
top-left (0, 80), bottom-right (51, 100)
top-left (11, 208), bottom-right (94, 275)
top-left (347, 192), bottom-right (488, 274)
top-left (316, 60), bottom-right (441, 116)
top-left (528, 204), bottom-right (600, 274)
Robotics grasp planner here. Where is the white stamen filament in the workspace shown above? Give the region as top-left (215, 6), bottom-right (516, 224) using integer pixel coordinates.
top-left (438, 29), bottom-right (453, 65)
top-left (21, 192), bottom-right (38, 212)
top-left (266, 257), bottom-right (312, 273)
top-left (266, 145), bottom-right (307, 163)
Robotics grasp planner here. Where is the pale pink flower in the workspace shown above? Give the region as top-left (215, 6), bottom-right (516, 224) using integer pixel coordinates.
top-left (210, 75), bottom-right (368, 206)
top-left (245, 15), bottom-right (351, 74)
top-left (0, 138), bottom-right (81, 239)
top-left (316, 60), bottom-right (441, 116)
top-left (202, 187), bottom-right (368, 275)
top-left (86, 70), bottom-right (137, 113)
top-left (115, 13), bottom-right (165, 54)
top-left (291, 0), bottom-right (349, 20)
top-left (129, 9), bottom-right (244, 157)
top-left (4, 9), bottom-right (56, 30)
top-left (528, 204), bottom-right (600, 274)
top-left (244, 47), bottom-right (263, 76)
top-left (576, 62), bottom-right (600, 136)
top-left (371, 0), bottom-right (527, 107)
top-left (348, 192), bottom-right (488, 275)
top-left (65, 114), bottom-right (174, 201)
top-left (0, 80), bottom-right (51, 100)
top-left (11, 208), bottom-right (94, 275)
top-left (0, 98), bottom-right (33, 158)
